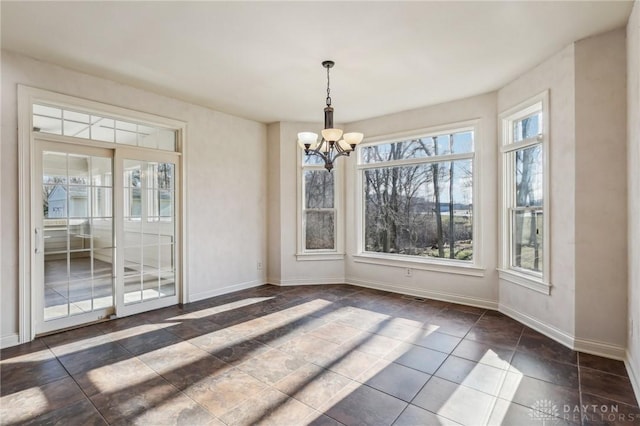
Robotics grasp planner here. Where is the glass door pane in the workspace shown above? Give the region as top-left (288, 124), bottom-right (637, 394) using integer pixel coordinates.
top-left (122, 159), bottom-right (176, 305)
top-left (42, 149), bottom-right (114, 322)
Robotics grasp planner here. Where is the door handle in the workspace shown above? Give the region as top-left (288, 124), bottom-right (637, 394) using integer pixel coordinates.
top-left (34, 227), bottom-right (41, 254)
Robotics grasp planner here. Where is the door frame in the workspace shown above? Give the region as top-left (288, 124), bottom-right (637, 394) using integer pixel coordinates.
top-left (18, 85), bottom-right (188, 342)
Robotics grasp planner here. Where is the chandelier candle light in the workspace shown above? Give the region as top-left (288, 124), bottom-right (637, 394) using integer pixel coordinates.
top-left (297, 60), bottom-right (364, 172)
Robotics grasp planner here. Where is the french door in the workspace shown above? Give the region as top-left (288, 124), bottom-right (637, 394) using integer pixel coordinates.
top-left (115, 147), bottom-right (180, 317)
top-left (34, 139), bottom-right (179, 334)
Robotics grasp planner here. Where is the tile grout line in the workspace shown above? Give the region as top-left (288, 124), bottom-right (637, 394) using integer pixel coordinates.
top-left (485, 326), bottom-right (525, 424)
top-left (578, 352), bottom-right (585, 426)
top-left (390, 308), bottom-right (492, 425)
top-left (41, 336), bottom-right (111, 425)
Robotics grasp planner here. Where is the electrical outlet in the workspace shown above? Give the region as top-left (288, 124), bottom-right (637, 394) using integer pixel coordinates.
top-left (257, 262), bottom-right (263, 271)
top-left (405, 268), bottom-right (412, 277)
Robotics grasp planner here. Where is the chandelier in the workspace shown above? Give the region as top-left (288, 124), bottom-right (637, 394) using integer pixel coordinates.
top-left (297, 60), bottom-right (364, 171)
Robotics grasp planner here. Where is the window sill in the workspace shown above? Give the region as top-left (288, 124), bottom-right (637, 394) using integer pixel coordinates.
top-left (353, 253), bottom-right (484, 277)
top-left (296, 252), bottom-right (345, 261)
top-left (498, 268), bottom-right (551, 295)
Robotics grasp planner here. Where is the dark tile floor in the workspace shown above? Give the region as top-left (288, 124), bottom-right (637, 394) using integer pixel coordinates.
top-left (1, 284), bottom-right (638, 425)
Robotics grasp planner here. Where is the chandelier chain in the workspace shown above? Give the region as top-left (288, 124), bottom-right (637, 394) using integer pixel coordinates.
top-left (326, 66), bottom-right (332, 107)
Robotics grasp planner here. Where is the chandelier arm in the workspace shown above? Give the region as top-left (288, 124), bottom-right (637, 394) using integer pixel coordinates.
top-left (334, 141), bottom-right (353, 157)
top-left (332, 150), bottom-right (352, 161)
top-left (306, 147), bottom-right (329, 163)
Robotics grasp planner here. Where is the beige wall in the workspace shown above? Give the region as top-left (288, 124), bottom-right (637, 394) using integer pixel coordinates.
top-left (497, 44), bottom-right (577, 340)
top-left (1, 51), bottom-right (268, 345)
top-left (574, 28), bottom-right (628, 349)
top-left (627, 0), bottom-right (640, 398)
top-left (267, 122), bottom-right (282, 283)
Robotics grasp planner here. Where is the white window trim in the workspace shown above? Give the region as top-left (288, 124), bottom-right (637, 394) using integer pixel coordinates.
top-left (353, 253), bottom-right (485, 277)
top-left (296, 149), bottom-right (345, 260)
top-left (354, 119), bottom-right (483, 274)
top-left (17, 85), bottom-right (188, 342)
top-left (498, 90), bottom-right (551, 294)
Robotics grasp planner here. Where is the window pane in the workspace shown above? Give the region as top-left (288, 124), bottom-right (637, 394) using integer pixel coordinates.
top-left (160, 271), bottom-right (176, 296)
top-left (156, 129), bottom-right (176, 151)
top-left (364, 160), bottom-right (473, 260)
top-left (63, 110), bottom-right (90, 139)
top-left (91, 118), bottom-right (115, 143)
top-left (360, 132), bottom-right (473, 164)
top-left (515, 144), bottom-right (543, 207)
top-left (116, 120), bottom-right (137, 131)
top-left (305, 211), bottom-right (335, 250)
top-left (512, 209), bottom-right (543, 273)
top-left (34, 104), bottom-right (62, 118)
top-left (452, 131), bottom-right (474, 153)
top-left (33, 104), bottom-right (62, 134)
top-left (34, 115), bottom-right (62, 135)
top-left (43, 151), bottom-right (67, 185)
top-left (513, 112), bottom-right (542, 142)
top-left (116, 129), bottom-right (138, 145)
top-left (361, 139), bottom-right (433, 164)
top-left (303, 153), bottom-right (326, 166)
top-left (159, 191), bottom-right (173, 218)
top-left (157, 163), bottom-right (174, 190)
top-left (304, 170), bottom-right (334, 209)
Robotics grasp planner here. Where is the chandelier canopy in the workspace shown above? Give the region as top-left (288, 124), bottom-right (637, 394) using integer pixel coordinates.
top-left (297, 60), bottom-right (364, 171)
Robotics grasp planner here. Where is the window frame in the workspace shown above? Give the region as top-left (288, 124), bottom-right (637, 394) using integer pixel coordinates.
top-left (296, 149), bottom-right (345, 260)
top-left (498, 91), bottom-right (551, 294)
top-left (354, 120), bottom-right (484, 276)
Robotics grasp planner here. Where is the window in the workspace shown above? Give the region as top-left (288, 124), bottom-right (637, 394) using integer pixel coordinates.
top-left (299, 152), bottom-right (339, 255)
top-left (33, 104), bottom-right (176, 151)
top-left (357, 123), bottom-right (476, 268)
top-left (499, 91), bottom-right (550, 292)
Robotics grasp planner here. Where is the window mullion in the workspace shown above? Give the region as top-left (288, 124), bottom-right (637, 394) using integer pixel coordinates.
top-left (358, 151), bottom-right (473, 169)
top-left (501, 137), bottom-right (542, 153)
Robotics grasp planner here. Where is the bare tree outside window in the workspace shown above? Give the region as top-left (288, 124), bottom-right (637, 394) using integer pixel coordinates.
top-left (361, 130), bottom-right (474, 261)
top-left (304, 169), bottom-right (335, 250)
top-left (512, 114), bottom-right (543, 272)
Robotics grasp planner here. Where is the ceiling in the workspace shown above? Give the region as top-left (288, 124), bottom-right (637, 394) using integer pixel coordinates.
top-left (1, 1), bottom-right (633, 124)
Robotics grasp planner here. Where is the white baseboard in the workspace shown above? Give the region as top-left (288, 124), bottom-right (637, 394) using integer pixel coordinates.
top-left (1, 333), bottom-right (20, 349)
top-left (626, 350), bottom-right (640, 405)
top-left (269, 278), bottom-right (346, 286)
top-left (266, 277), bottom-right (280, 285)
top-left (573, 337), bottom-right (626, 360)
top-left (188, 279), bottom-right (265, 303)
top-left (346, 277), bottom-right (498, 310)
top-left (499, 303), bottom-right (626, 360)
top-left (499, 303), bottom-right (575, 350)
